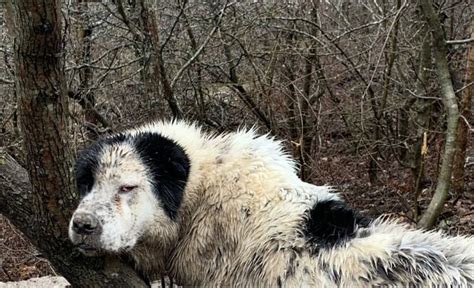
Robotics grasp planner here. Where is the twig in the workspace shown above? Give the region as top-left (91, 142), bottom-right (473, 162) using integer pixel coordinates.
top-left (446, 38), bottom-right (474, 45)
top-left (170, 0), bottom-right (234, 89)
top-left (0, 78), bottom-right (13, 85)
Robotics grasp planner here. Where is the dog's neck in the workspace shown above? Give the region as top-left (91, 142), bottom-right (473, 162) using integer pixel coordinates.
top-left (129, 224), bottom-right (176, 280)
top-left (130, 144), bottom-right (221, 283)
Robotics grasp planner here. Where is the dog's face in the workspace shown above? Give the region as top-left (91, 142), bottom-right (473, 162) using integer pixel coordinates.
top-left (69, 132), bottom-right (190, 255)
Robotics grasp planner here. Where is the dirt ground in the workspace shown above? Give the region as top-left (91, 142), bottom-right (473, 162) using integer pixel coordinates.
top-left (0, 216), bottom-right (57, 282)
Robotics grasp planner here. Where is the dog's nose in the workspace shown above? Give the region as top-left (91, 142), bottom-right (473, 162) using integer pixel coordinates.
top-left (72, 212), bottom-right (101, 235)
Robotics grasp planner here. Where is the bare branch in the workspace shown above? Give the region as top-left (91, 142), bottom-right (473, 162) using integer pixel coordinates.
top-left (170, 0), bottom-right (234, 90)
top-left (446, 38), bottom-right (474, 45)
top-left (0, 78), bottom-right (13, 85)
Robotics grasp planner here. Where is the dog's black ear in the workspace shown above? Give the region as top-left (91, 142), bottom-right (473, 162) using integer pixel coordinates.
top-left (303, 200), bottom-right (370, 250)
top-left (74, 134), bottom-right (128, 196)
top-left (75, 143), bottom-right (102, 196)
top-left (133, 132), bottom-right (190, 219)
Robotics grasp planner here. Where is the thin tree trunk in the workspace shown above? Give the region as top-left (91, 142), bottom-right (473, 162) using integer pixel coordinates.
top-left (77, 0), bottom-right (100, 139)
top-left (139, 0), bottom-right (181, 118)
top-left (223, 40), bottom-right (271, 130)
top-left (410, 27), bottom-right (433, 221)
top-left (286, 60), bottom-right (299, 157)
top-left (381, 0), bottom-right (401, 156)
top-left (183, 14), bottom-right (206, 121)
top-left (369, 1), bottom-right (402, 185)
top-left (3, 1), bottom-right (148, 286)
top-left (282, 26), bottom-right (301, 173)
top-left (451, 18), bottom-right (473, 197)
top-left (115, 0), bottom-right (181, 118)
top-left (417, 0), bottom-right (460, 229)
top-left (299, 51), bottom-right (313, 181)
top-left (298, 0), bottom-right (322, 181)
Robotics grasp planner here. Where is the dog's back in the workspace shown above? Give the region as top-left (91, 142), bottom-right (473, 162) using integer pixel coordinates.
top-left (152, 122), bottom-right (474, 287)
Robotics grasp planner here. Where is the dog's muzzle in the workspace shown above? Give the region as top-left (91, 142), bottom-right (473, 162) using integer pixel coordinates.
top-left (70, 211), bottom-right (103, 256)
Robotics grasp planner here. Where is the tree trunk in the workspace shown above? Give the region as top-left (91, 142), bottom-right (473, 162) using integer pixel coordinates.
top-left (115, 0), bottom-right (181, 118)
top-left (139, 0), bottom-right (181, 118)
top-left (77, 0), bottom-right (100, 139)
top-left (183, 14), bottom-right (206, 122)
top-left (451, 18), bottom-right (473, 197)
top-left (3, 1), bottom-right (148, 286)
top-left (223, 39), bottom-right (271, 130)
top-left (410, 27), bottom-right (432, 221)
top-left (298, 0), bottom-right (323, 181)
top-left (417, 0), bottom-right (460, 229)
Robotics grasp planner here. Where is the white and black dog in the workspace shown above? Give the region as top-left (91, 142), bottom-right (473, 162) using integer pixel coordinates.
top-left (69, 120), bottom-right (474, 287)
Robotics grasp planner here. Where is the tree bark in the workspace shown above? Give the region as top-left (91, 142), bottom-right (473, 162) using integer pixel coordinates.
top-left (297, 0), bottom-right (324, 181)
top-left (451, 18), bottom-right (473, 197)
top-left (3, 1), bottom-right (148, 286)
top-left (223, 38), bottom-right (272, 131)
top-left (417, 0), bottom-right (460, 229)
top-left (183, 14), bottom-right (206, 121)
top-left (115, 0), bottom-right (181, 118)
top-left (138, 0), bottom-right (181, 118)
top-left (410, 26), bottom-right (432, 221)
top-left (76, 0), bottom-right (100, 140)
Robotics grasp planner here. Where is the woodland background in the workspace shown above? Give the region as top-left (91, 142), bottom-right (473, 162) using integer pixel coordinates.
top-left (0, 0), bottom-right (472, 285)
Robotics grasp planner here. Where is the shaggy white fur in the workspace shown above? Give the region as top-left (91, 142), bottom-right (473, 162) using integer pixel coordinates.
top-left (70, 120), bottom-right (474, 287)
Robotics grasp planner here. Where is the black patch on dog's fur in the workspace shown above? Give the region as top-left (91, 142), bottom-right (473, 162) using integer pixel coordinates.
top-left (373, 248), bottom-right (446, 285)
top-left (75, 146), bottom-right (101, 196)
top-left (75, 134), bottom-right (127, 196)
top-left (133, 132), bottom-right (190, 220)
top-left (276, 276), bottom-right (282, 287)
top-left (249, 252), bottom-right (265, 274)
top-left (303, 200), bottom-right (370, 251)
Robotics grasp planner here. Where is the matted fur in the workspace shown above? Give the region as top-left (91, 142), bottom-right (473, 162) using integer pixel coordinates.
top-left (69, 120), bottom-right (474, 287)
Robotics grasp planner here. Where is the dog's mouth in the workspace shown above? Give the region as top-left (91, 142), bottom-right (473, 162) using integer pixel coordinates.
top-left (76, 243), bottom-right (101, 256)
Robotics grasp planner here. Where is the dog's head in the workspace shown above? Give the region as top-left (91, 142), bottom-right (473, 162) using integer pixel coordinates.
top-left (68, 132), bottom-right (190, 255)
